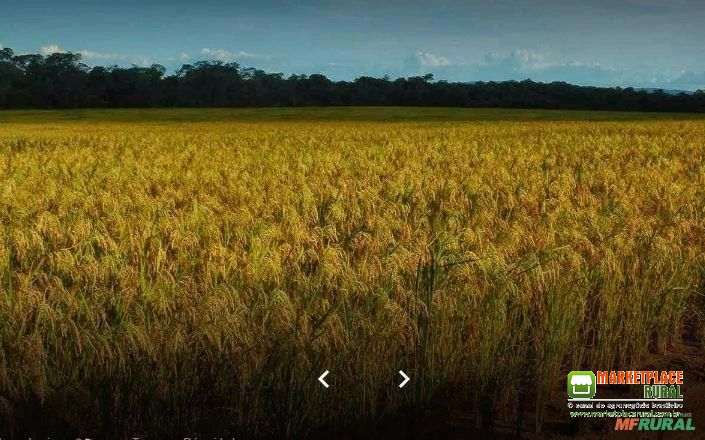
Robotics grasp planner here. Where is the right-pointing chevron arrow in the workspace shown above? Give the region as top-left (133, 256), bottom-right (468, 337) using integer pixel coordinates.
top-left (398, 370), bottom-right (410, 388)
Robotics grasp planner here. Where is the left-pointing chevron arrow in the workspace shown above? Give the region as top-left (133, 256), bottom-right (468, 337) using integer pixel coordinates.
top-left (318, 370), bottom-right (330, 388)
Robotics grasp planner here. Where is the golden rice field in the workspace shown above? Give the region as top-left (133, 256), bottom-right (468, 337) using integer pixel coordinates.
top-left (1, 108), bottom-right (704, 437)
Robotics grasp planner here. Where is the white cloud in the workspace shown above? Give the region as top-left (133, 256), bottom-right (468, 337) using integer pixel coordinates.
top-left (510, 49), bottom-right (549, 70)
top-left (38, 42), bottom-right (155, 66)
top-left (180, 52), bottom-right (190, 61)
top-left (413, 51), bottom-right (450, 68)
top-left (412, 49), bottom-right (705, 90)
top-left (129, 56), bottom-right (153, 67)
top-left (235, 51), bottom-right (257, 59)
top-left (395, 48), bottom-right (628, 86)
top-left (201, 47), bottom-right (233, 61)
top-left (481, 49), bottom-right (551, 73)
top-left (41, 44), bottom-right (67, 55)
top-left (201, 48), bottom-right (261, 62)
top-left (668, 70), bottom-right (705, 91)
top-left (402, 51), bottom-right (452, 75)
top-left (78, 50), bottom-right (120, 61)
top-left (469, 50), bottom-right (622, 85)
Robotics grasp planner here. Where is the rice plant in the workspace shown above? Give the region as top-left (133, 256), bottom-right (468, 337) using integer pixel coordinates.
top-left (0, 114), bottom-right (703, 437)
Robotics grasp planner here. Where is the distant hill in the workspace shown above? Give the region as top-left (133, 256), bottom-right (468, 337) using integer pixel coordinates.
top-left (638, 88), bottom-right (694, 96)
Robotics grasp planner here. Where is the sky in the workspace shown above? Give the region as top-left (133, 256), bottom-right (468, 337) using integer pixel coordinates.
top-left (1, 0), bottom-right (704, 90)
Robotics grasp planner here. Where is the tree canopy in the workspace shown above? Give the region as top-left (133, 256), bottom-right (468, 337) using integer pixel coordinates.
top-left (1, 47), bottom-right (704, 111)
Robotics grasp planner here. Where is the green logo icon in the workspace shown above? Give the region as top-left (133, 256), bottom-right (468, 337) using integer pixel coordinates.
top-left (568, 371), bottom-right (596, 399)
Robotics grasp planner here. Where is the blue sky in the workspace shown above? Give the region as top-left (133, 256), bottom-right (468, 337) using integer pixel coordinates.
top-left (1, 0), bottom-right (704, 90)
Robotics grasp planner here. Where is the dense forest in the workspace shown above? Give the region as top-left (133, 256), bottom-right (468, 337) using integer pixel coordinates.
top-left (1, 47), bottom-right (704, 111)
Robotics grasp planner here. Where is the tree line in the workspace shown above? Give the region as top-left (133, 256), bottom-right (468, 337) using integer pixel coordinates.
top-left (1, 47), bottom-right (704, 111)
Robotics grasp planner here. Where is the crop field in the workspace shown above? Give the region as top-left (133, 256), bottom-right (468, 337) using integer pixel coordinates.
top-left (1, 108), bottom-right (704, 437)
